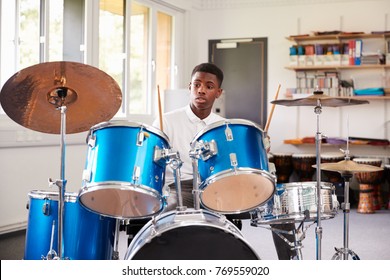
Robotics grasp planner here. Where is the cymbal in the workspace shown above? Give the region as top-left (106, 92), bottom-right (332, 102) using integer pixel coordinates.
top-left (0, 61), bottom-right (122, 134)
top-left (313, 160), bottom-right (383, 174)
top-left (271, 91), bottom-right (369, 107)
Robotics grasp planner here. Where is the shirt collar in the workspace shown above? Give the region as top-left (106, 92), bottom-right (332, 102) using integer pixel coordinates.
top-left (185, 104), bottom-right (217, 125)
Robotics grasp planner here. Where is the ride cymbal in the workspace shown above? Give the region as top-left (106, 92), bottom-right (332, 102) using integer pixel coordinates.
top-left (313, 160), bottom-right (383, 174)
top-left (271, 91), bottom-right (369, 107)
top-left (0, 61), bottom-right (122, 134)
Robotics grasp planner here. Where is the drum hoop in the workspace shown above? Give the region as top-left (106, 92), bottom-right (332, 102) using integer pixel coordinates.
top-left (88, 120), bottom-right (171, 147)
top-left (125, 209), bottom-right (259, 260)
top-left (352, 158), bottom-right (382, 164)
top-left (292, 153), bottom-right (317, 158)
top-left (190, 119), bottom-right (264, 146)
top-left (28, 190), bottom-right (78, 201)
top-left (282, 181), bottom-right (334, 190)
top-left (271, 152), bottom-right (293, 157)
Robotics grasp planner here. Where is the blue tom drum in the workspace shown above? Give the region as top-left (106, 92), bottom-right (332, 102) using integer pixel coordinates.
top-left (190, 119), bottom-right (276, 214)
top-left (79, 121), bottom-right (171, 219)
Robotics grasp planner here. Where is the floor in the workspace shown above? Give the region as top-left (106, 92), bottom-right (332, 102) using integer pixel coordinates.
top-left (1, 204), bottom-right (389, 260)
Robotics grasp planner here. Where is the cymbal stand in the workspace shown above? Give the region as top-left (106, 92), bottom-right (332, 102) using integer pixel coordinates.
top-left (48, 105), bottom-right (68, 260)
top-left (314, 98), bottom-right (324, 260)
top-left (332, 149), bottom-right (360, 260)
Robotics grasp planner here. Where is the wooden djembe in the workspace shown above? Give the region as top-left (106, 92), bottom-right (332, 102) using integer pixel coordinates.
top-left (385, 165), bottom-right (390, 209)
top-left (272, 152), bottom-right (293, 184)
top-left (321, 152), bottom-right (346, 202)
top-left (321, 152), bottom-right (345, 184)
top-left (353, 158), bottom-right (383, 213)
top-left (292, 153), bottom-right (316, 182)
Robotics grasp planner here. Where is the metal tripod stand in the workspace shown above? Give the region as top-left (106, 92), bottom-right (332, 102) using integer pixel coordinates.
top-left (332, 152), bottom-right (360, 260)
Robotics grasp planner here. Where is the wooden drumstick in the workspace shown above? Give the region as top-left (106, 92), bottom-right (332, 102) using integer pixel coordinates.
top-left (157, 85), bottom-right (163, 131)
top-left (264, 84), bottom-right (281, 133)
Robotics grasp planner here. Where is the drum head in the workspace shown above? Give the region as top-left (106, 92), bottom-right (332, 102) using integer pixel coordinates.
top-left (126, 209), bottom-right (260, 260)
top-left (79, 183), bottom-right (164, 219)
top-left (200, 170), bottom-right (275, 213)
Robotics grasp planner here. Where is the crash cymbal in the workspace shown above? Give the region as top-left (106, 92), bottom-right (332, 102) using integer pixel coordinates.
top-left (271, 91), bottom-right (369, 107)
top-left (0, 61), bottom-right (122, 134)
top-left (313, 160), bottom-right (383, 174)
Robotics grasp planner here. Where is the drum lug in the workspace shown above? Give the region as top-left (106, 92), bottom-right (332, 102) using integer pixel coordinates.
top-left (153, 146), bottom-right (169, 166)
top-left (137, 129), bottom-right (150, 146)
top-left (230, 153), bottom-right (238, 170)
top-left (224, 124), bottom-right (233, 141)
top-left (87, 134), bottom-right (96, 148)
top-left (82, 169), bottom-right (91, 183)
top-left (133, 166), bottom-right (141, 183)
top-left (42, 199), bottom-right (51, 216)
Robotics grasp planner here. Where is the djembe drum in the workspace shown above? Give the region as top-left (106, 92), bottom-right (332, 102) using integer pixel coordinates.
top-left (292, 153), bottom-right (316, 182)
top-left (353, 158), bottom-right (383, 213)
top-left (385, 165), bottom-right (390, 209)
top-left (272, 152), bottom-right (293, 184)
top-left (320, 152), bottom-right (345, 184)
top-left (321, 152), bottom-right (345, 202)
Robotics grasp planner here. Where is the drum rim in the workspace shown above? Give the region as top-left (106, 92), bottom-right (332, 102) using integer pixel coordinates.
top-left (125, 208), bottom-right (260, 260)
top-left (271, 152), bottom-right (293, 157)
top-left (352, 157), bottom-right (382, 163)
top-left (190, 118), bottom-right (264, 146)
top-left (28, 190), bottom-right (78, 201)
top-left (281, 181), bottom-right (335, 190)
top-left (292, 153), bottom-right (317, 158)
top-left (88, 120), bottom-right (171, 147)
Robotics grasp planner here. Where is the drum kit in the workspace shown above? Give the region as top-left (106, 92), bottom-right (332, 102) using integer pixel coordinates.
top-left (0, 62), bottom-right (385, 260)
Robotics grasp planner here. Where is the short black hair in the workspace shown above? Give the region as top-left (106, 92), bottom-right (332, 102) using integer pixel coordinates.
top-left (191, 63), bottom-right (224, 87)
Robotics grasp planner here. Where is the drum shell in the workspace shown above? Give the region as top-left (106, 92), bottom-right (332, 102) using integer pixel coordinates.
top-left (353, 158), bottom-right (383, 185)
top-left (272, 153), bottom-right (293, 183)
top-left (193, 120), bottom-right (270, 180)
top-left (125, 209), bottom-right (260, 260)
top-left (292, 153), bottom-right (316, 181)
top-left (24, 190), bottom-right (116, 260)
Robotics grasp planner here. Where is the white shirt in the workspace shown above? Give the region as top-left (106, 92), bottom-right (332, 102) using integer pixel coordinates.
top-left (152, 104), bottom-right (225, 186)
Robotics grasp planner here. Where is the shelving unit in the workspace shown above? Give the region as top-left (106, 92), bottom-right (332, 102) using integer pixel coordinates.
top-left (286, 33), bottom-right (390, 100)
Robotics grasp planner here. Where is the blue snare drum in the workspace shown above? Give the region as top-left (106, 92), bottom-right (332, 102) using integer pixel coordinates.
top-left (24, 190), bottom-right (116, 260)
top-left (79, 121), bottom-right (171, 219)
top-left (190, 119), bottom-right (275, 214)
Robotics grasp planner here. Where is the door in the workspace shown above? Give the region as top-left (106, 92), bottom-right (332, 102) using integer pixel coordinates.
top-left (209, 38), bottom-right (267, 128)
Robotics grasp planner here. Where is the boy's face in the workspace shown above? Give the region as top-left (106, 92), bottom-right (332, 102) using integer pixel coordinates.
top-left (189, 71), bottom-right (222, 116)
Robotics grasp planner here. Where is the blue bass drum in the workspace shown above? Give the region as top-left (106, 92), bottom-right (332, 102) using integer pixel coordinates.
top-left (190, 119), bottom-right (276, 214)
top-left (79, 121), bottom-right (171, 219)
top-left (24, 190), bottom-right (116, 260)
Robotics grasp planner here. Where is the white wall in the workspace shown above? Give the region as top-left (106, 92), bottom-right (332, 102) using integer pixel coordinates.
top-left (181, 0), bottom-right (390, 156)
top-left (1, 0), bottom-right (390, 233)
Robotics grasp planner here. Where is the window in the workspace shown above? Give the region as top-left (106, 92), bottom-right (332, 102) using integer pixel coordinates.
top-left (1, 0), bottom-right (181, 127)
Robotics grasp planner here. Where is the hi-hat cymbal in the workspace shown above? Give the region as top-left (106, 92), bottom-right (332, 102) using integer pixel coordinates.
top-left (313, 159), bottom-right (383, 174)
top-left (0, 61), bottom-right (122, 134)
top-left (271, 91), bottom-right (369, 107)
